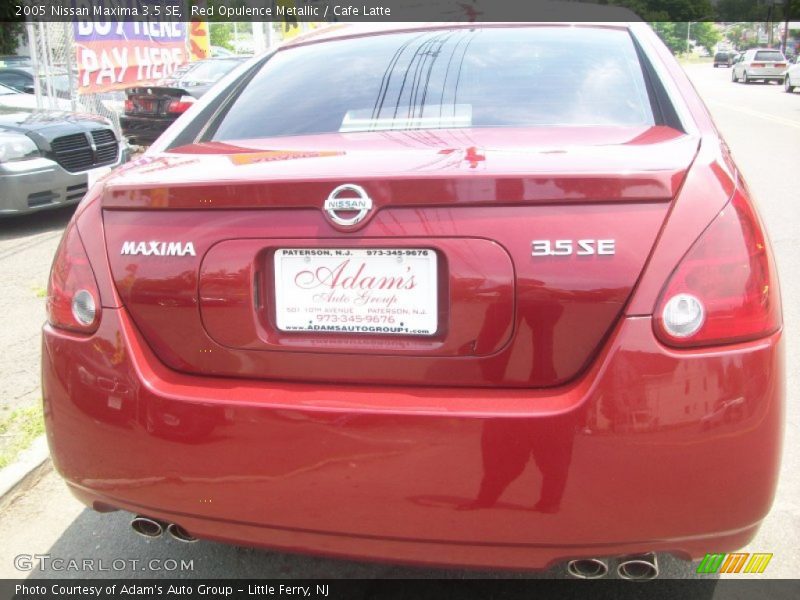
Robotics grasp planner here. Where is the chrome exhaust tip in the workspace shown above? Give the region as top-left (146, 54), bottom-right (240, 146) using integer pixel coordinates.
top-left (166, 523), bottom-right (198, 543)
top-left (617, 553), bottom-right (659, 580)
top-left (566, 558), bottom-right (609, 579)
top-left (130, 516), bottom-right (165, 538)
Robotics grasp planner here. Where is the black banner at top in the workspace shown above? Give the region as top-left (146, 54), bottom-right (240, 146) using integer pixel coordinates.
top-left (3, 0), bottom-right (799, 23)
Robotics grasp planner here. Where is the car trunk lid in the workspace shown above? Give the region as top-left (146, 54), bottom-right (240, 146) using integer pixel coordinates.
top-left (102, 126), bottom-right (698, 388)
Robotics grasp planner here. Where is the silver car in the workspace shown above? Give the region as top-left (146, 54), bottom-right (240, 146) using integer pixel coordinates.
top-left (0, 105), bottom-right (126, 216)
top-left (732, 48), bottom-right (788, 84)
top-left (784, 56), bottom-right (800, 93)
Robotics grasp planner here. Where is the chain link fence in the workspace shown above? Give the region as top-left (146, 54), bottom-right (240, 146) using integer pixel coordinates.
top-left (25, 21), bottom-right (123, 134)
top-left (22, 20), bottom-right (324, 141)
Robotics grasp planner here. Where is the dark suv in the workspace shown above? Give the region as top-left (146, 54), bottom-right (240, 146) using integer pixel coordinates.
top-left (714, 51), bottom-right (734, 67)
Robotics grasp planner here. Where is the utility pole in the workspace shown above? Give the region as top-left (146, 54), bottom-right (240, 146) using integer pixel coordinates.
top-left (767, 1), bottom-right (775, 46)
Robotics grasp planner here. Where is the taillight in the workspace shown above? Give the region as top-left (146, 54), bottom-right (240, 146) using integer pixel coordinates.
top-left (124, 99), bottom-right (134, 113)
top-left (751, 63), bottom-right (766, 68)
top-left (167, 96), bottom-right (195, 114)
top-left (47, 223), bottom-right (101, 334)
top-left (654, 190), bottom-right (781, 347)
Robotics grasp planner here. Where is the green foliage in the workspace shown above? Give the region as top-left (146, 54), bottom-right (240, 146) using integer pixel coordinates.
top-left (716, 0), bottom-right (769, 21)
top-left (0, 404), bottom-right (44, 470)
top-left (596, 0), bottom-right (797, 22)
top-left (651, 22), bottom-right (684, 54)
top-left (210, 23), bottom-right (234, 51)
top-left (725, 23), bottom-right (762, 51)
top-left (692, 22), bottom-right (722, 55)
top-left (612, 0), bottom-right (715, 21)
top-left (651, 21), bottom-right (721, 55)
top-left (0, 23), bottom-right (24, 56)
top-left (717, 0), bottom-right (800, 22)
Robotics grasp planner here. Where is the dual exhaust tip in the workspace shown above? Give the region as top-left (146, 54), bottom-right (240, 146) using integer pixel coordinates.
top-left (131, 516), bottom-right (658, 579)
top-left (567, 553), bottom-right (659, 580)
top-left (130, 515), bottom-right (197, 543)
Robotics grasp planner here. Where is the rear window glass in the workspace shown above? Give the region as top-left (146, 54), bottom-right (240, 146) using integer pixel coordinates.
top-left (754, 51), bottom-right (785, 61)
top-left (211, 27), bottom-right (654, 140)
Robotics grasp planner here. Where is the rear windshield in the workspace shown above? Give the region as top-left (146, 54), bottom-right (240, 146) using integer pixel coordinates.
top-left (211, 27), bottom-right (654, 140)
top-left (754, 51), bottom-right (785, 62)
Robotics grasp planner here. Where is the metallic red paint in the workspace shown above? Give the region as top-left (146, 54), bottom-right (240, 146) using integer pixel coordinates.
top-left (42, 23), bottom-right (785, 571)
top-left (103, 201), bottom-right (668, 388)
top-left (42, 305), bottom-right (783, 569)
top-left (100, 126), bottom-right (692, 388)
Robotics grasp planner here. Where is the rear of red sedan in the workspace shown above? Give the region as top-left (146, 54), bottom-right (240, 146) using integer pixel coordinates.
top-left (42, 23), bottom-right (783, 577)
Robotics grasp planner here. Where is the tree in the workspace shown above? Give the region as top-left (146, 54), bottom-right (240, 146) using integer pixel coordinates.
top-left (613, 0), bottom-right (714, 21)
top-left (210, 23), bottom-right (234, 51)
top-left (0, 23), bottom-right (24, 56)
top-left (716, 0), bottom-right (770, 21)
top-left (650, 22), bottom-right (684, 54)
top-left (692, 22), bottom-right (722, 54)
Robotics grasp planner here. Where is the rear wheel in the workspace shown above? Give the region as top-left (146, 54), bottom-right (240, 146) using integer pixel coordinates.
top-left (732, 69), bottom-right (738, 82)
top-left (786, 75), bottom-right (795, 93)
top-left (742, 71), bottom-right (750, 84)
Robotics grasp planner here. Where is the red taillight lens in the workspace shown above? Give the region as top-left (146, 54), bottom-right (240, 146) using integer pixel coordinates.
top-left (751, 63), bottom-right (766, 68)
top-left (47, 223), bottom-right (101, 334)
top-left (654, 191), bottom-right (781, 347)
top-left (124, 99), bottom-right (134, 113)
top-left (167, 97), bottom-right (195, 114)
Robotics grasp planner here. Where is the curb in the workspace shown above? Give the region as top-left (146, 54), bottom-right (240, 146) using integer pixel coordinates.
top-left (0, 435), bottom-right (51, 506)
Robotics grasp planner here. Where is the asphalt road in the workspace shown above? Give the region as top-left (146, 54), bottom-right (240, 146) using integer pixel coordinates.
top-left (0, 61), bottom-right (797, 583)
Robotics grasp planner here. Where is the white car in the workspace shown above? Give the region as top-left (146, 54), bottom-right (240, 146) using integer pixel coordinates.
top-left (0, 82), bottom-right (81, 112)
top-left (784, 56), bottom-right (800, 93)
top-left (732, 48), bottom-right (788, 84)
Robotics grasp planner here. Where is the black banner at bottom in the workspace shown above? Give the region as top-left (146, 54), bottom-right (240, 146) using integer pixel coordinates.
top-left (2, 579), bottom-right (800, 600)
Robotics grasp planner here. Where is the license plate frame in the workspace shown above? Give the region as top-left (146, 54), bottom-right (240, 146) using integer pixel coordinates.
top-left (273, 248), bottom-right (439, 336)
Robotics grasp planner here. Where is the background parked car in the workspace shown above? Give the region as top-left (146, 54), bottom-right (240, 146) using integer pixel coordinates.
top-left (785, 56), bottom-right (800, 93)
top-left (211, 45), bottom-right (236, 58)
top-left (0, 66), bottom-right (75, 101)
top-left (0, 55), bottom-right (32, 68)
top-left (732, 48), bottom-right (788, 83)
top-left (713, 51), bottom-right (734, 67)
top-left (0, 107), bottom-right (126, 216)
top-left (0, 82), bottom-right (79, 112)
top-left (121, 57), bottom-right (247, 146)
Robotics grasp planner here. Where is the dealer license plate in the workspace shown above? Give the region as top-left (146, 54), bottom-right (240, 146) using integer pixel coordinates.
top-left (274, 248), bottom-right (438, 336)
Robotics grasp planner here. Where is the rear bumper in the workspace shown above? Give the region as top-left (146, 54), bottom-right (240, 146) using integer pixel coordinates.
top-left (747, 69), bottom-right (785, 79)
top-left (42, 308), bottom-right (784, 570)
top-left (120, 115), bottom-right (177, 145)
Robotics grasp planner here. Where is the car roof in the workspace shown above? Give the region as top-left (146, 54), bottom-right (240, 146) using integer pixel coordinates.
top-left (280, 22), bottom-right (635, 51)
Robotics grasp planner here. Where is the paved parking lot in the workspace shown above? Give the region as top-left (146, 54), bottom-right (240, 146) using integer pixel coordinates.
top-left (0, 61), bottom-right (797, 581)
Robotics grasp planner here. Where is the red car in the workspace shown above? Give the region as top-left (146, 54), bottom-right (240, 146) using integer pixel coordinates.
top-left (43, 23), bottom-right (783, 579)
